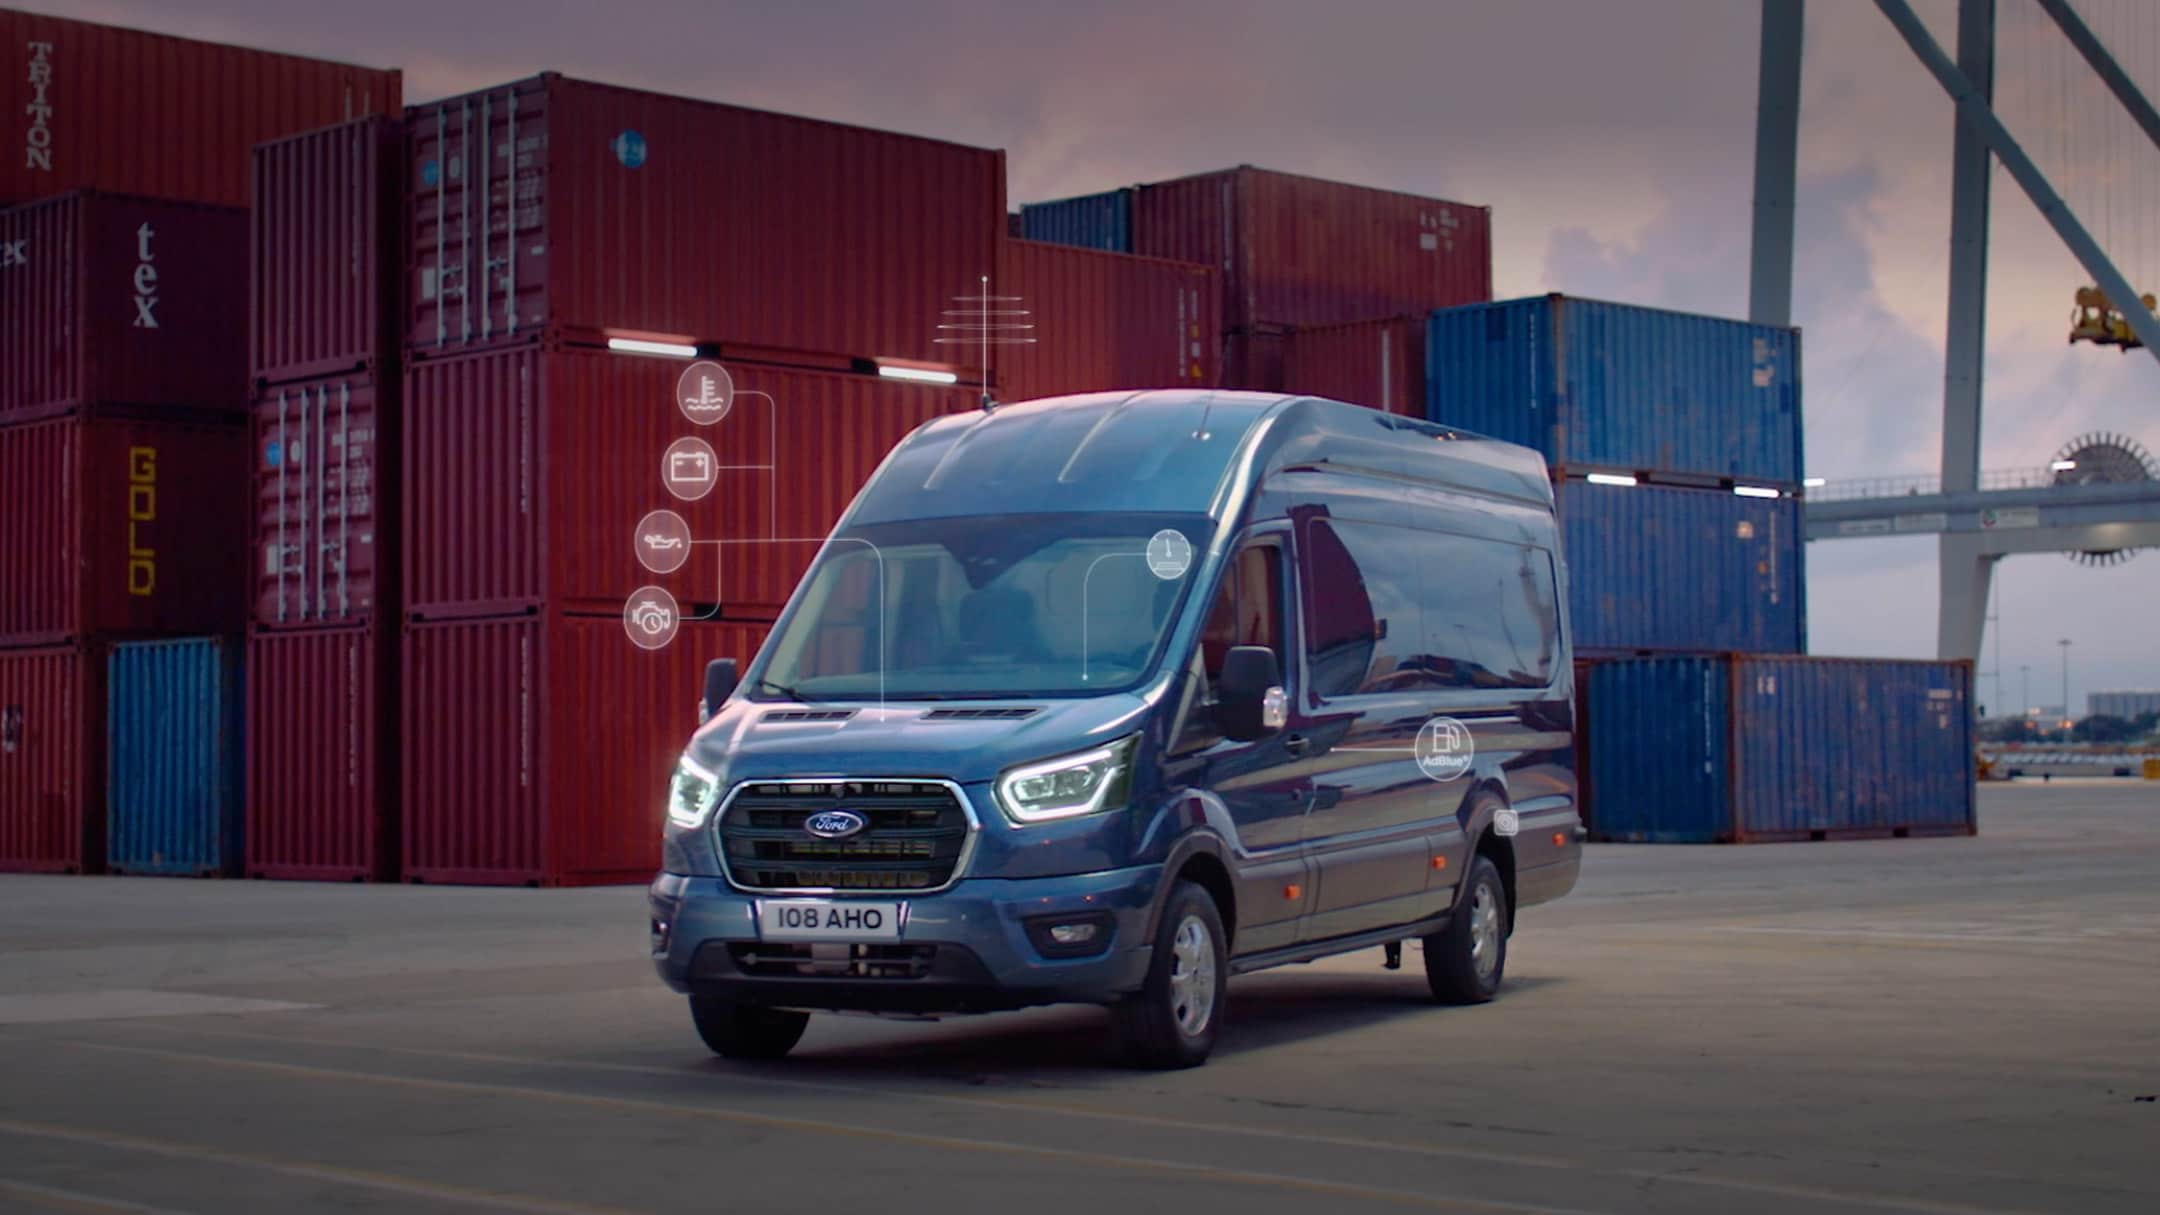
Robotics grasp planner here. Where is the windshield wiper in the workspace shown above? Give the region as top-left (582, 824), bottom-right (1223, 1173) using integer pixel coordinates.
top-left (748, 678), bottom-right (828, 703)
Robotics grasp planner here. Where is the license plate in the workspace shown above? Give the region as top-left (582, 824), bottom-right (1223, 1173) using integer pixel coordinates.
top-left (757, 899), bottom-right (905, 942)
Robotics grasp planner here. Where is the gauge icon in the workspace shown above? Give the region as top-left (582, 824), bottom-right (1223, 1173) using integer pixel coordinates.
top-left (1145, 529), bottom-right (1193, 580)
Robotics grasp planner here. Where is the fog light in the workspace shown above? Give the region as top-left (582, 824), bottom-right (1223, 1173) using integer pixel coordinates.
top-left (1024, 912), bottom-right (1115, 958)
top-left (650, 918), bottom-right (671, 953)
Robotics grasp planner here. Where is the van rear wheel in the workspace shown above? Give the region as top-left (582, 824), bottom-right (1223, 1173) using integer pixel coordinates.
top-left (1112, 881), bottom-right (1227, 1069)
top-left (689, 997), bottom-right (809, 1060)
top-left (1423, 854), bottom-right (1508, 1004)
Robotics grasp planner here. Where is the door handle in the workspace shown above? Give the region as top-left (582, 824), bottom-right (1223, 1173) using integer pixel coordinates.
top-left (1281, 733), bottom-right (1310, 757)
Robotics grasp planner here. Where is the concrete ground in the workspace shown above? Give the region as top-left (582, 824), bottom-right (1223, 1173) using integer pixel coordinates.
top-left (1, 780), bottom-right (2155, 1214)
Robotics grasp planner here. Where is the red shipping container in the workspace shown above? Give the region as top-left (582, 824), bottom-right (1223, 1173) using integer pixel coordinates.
top-left (252, 373), bottom-right (395, 630)
top-left (1282, 315), bottom-right (1425, 416)
top-left (992, 239), bottom-right (1219, 402)
top-left (252, 115), bottom-right (404, 384)
top-left (401, 613), bottom-right (772, 886)
top-left (403, 347), bottom-right (973, 621)
top-left (246, 625), bottom-right (396, 881)
top-left (1132, 166), bottom-right (1491, 332)
top-left (0, 414), bottom-right (249, 648)
top-left (0, 645), bottom-right (99, 874)
top-left (407, 74), bottom-right (1005, 364)
top-left (1, 191), bottom-right (247, 421)
top-left (1224, 327), bottom-right (1287, 393)
top-left (0, 10), bottom-right (399, 208)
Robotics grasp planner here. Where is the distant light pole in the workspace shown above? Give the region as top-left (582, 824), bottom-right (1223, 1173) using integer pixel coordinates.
top-left (2058, 638), bottom-right (2072, 730)
top-left (2020, 665), bottom-right (2032, 730)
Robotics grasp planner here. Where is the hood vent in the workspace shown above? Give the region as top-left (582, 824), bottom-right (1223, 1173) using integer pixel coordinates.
top-left (921, 707), bottom-right (1040, 720)
top-left (763, 709), bottom-right (857, 723)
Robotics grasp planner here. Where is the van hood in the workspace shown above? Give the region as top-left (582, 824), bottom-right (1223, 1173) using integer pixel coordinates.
top-left (685, 693), bottom-right (1157, 787)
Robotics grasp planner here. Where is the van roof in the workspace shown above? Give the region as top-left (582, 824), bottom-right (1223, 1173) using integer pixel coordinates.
top-left (844, 390), bottom-right (1553, 526)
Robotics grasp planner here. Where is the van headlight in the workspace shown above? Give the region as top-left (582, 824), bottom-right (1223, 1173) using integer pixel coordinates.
top-left (996, 736), bottom-right (1136, 824)
top-left (667, 755), bottom-right (722, 829)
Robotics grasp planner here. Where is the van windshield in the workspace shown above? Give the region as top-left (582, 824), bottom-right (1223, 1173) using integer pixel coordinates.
top-left (751, 512), bottom-right (1216, 700)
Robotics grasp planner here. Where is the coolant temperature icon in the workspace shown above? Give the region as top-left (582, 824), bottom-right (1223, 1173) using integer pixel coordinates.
top-left (676, 361), bottom-right (735, 426)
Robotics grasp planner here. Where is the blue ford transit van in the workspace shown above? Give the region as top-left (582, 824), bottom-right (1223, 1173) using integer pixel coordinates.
top-left (649, 391), bottom-right (1581, 1068)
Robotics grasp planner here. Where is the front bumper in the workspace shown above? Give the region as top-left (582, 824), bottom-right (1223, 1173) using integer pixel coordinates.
top-left (649, 865), bottom-right (1162, 1013)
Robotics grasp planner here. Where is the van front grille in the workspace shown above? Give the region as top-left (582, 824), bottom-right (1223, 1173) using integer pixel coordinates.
top-left (717, 780), bottom-right (972, 892)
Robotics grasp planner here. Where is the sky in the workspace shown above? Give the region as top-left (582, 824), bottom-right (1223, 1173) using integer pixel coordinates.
top-left (38, 0), bottom-right (2160, 714)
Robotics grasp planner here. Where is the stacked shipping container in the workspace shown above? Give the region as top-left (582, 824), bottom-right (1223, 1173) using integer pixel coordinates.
top-left (0, 10), bottom-right (402, 207)
top-left (992, 239), bottom-right (1218, 402)
top-left (395, 77), bottom-right (998, 884)
top-left (0, 191), bottom-right (251, 873)
top-left (244, 116), bottom-right (404, 881)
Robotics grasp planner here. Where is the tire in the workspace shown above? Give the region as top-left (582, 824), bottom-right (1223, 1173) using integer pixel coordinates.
top-left (689, 997), bottom-right (810, 1060)
top-left (1111, 881), bottom-right (1228, 1069)
top-left (1423, 852), bottom-right (1508, 1005)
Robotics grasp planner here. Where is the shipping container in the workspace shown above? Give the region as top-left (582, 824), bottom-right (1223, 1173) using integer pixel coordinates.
top-left (403, 347), bottom-right (974, 621)
top-left (1427, 296), bottom-right (1805, 487)
top-left (1223, 327), bottom-right (1287, 392)
top-left (1282, 315), bottom-right (1424, 416)
top-left (0, 414), bottom-right (249, 648)
top-left (1132, 166), bottom-right (1491, 332)
top-left (0, 10), bottom-right (400, 208)
top-left (408, 74), bottom-right (1004, 363)
top-left (1020, 188), bottom-right (1134, 252)
top-left (253, 373), bottom-right (395, 629)
top-left (106, 637), bottom-right (240, 876)
top-left (1, 191), bottom-right (247, 421)
top-left (1559, 480), bottom-right (1805, 655)
top-left (401, 614), bottom-right (773, 886)
top-left (992, 239), bottom-right (1218, 402)
top-left (252, 115), bottom-right (404, 383)
top-left (0, 645), bottom-right (96, 873)
top-left (1584, 655), bottom-right (1977, 843)
top-left (245, 625), bottom-right (396, 881)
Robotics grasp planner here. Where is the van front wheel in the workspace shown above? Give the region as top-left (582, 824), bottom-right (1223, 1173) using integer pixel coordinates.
top-left (1112, 881), bottom-right (1227, 1069)
top-left (1423, 854), bottom-right (1508, 1004)
top-left (689, 997), bottom-right (809, 1060)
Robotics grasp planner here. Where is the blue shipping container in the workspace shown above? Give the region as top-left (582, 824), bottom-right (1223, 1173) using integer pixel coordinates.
top-left (1584, 655), bottom-right (1976, 843)
top-left (1020, 188), bottom-right (1133, 253)
top-left (1426, 295), bottom-right (1803, 486)
top-left (1560, 480), bottom-right (1805, 654)
top-left (106, 637), bottom-right (241, 876)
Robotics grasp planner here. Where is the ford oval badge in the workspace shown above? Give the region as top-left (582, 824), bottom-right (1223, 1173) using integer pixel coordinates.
top-left (804, 810), bottom-right (867, 839)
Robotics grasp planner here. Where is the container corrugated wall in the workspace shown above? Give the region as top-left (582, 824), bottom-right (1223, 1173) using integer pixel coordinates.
top-left (994, 239), bottom-right (1218, 402)
top-left (1282, 316), bottom-right (1425, 416)
top-left (1133, 167), bottom-right (1492, 332)
top-left (403, 348), bottom-right (972, 620)
top-left (253, 374), bottom-right (392, 629)
top-left (106, 638), bottom-right (240, 876)
top-left (1, 10), bottom-right (400, 207)
top-left (0, 647), bottom-right (94, 873)
top-left (1585, 656), bottom-right (1976, 843)
top-left (1426, 296), bottom-right (1804, 487)
top-left (0, 192), bottom-right (249, 422)
top-left (407, 76), bottom-right (1005, 363)
top-left (251, 115), bottom-right (403, 383)
top-left (246, 626), bottom-right (393, 881)
top-left (1019, 189), bottom-right (1134, 252)
top-left (0, 416), bottom-right (251, 648)
top-left (401, 614), bottom-right (772, 886)
top-left (1559, 481), bottom-right (1805, 655)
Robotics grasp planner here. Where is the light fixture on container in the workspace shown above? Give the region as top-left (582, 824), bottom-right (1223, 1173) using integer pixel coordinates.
top-left (1733, 485), bottom-right (1782, 499)
top-left (875, 360), bottom-right (960, 385)
top-left (608, 338), bottom-right (698, 358)
top-left (1584, 473), bottom-right (1638, 488)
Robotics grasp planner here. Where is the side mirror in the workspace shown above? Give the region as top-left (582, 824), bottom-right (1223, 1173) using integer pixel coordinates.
top-left (1218, 645), bottom-right (1287, 742)
top-left (701, 658), bottom-right (739, 723)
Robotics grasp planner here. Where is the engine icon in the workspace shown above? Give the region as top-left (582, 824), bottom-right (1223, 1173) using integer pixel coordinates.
top-left (624, 586), bottom-right (682, 650)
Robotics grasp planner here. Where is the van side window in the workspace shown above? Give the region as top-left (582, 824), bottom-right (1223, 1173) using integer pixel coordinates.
top-left (1200, 544), bottom-right (1283, 695)
top-left (1301, 518), bottom-right (1558, 697)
